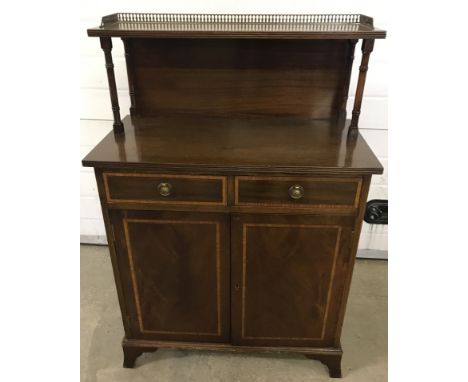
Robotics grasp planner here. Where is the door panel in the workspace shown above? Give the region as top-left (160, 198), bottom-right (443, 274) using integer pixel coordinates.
top-left (231, 213), bottom-right (353, 347)
top-left (111, 210), bottom-right (230, 342)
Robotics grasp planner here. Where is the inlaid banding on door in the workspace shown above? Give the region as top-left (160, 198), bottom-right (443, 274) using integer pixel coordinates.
top-left (123, 218), bottom-right (222, 336)
top-left (241, 223), bottom-right (342, 341)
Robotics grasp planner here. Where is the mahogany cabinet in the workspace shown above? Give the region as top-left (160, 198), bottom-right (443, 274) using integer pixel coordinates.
top-left (83, 13), bottom-right (386, 378)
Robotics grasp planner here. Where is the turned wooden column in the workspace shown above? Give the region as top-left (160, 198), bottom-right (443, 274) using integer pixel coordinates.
top-left (100, 37), bottom-right (124, 134)
top-left (122, 39), bottom-right (137, 116)
top-left (350, 39), bottom-right (375, 130)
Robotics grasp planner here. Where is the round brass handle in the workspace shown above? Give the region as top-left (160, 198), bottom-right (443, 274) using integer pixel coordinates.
top-left (158, 182), bottom-right (172, 197)
top-left (288, 185), bottom-right (304, 200)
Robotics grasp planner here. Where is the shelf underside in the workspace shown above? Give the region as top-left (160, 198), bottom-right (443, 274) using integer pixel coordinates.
top-left (82, 115), bottom-right (382, 175)
top-left (88, 13), bottom-right (386, 39)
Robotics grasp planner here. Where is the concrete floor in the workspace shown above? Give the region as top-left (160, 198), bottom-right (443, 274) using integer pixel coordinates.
top-left (81, 245), bottom-right (387, 382)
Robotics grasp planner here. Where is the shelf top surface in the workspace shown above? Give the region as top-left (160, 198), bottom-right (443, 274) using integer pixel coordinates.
top-left (82, 115), bottom-right (383, 175)
top-left (88, 13), bottom-right (386, 39)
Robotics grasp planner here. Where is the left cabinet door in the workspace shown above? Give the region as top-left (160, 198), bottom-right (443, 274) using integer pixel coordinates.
top-left (110, 209), bottom-right (230, 343)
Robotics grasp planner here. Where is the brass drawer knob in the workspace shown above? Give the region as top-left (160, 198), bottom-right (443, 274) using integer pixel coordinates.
top-left (288, 185), bottom-right (304, 200)
top-left (158, 182), bottom-right (172, 197)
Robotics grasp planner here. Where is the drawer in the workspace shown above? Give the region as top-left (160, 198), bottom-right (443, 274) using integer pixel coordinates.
top-left (103, 172), bottom-right (227, 206)
top-left (235, 176), bottom-right (361, 208)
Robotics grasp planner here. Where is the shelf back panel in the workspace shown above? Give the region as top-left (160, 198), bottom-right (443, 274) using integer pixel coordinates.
top-left (129, 38), bottom-right (354, 119)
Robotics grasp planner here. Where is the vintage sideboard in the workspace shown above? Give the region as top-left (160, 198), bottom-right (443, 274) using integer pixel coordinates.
top-left (83, 13), bottom-right (386, 378)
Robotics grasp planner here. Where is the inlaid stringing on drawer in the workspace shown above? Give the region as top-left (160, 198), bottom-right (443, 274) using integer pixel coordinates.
top-left (234, 176), bottom-right (362, 208)
top-left (103, 172), bottom-right (227, 206)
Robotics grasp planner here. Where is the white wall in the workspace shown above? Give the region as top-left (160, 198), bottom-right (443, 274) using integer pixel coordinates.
top-left (80, 1), bottom-right (388, 251)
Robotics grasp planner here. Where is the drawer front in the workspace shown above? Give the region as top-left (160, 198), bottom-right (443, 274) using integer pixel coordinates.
top-left (103, 172), bottom-right (227, 206)
top-left (235, 176), bottom-right (361, 208)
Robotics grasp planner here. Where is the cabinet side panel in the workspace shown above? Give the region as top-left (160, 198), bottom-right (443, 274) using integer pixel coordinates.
top-left (93, 168), bottom-right (134, 336)
top-left (334, 175), bottom-right (372, 343)
top-left (131, 39), bottom-right (350, 118)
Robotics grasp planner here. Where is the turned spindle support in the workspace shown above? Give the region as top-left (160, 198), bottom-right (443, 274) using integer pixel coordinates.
top-left (100, 37), bottom-right (124, 134)
top-left (122, 39), bottom-right (137, 116)
top-left (349, 39), bottom-right (375, 130)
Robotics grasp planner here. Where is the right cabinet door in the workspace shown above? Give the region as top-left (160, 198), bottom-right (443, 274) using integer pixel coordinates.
top-left (231, 213), bottom-right (354, 348)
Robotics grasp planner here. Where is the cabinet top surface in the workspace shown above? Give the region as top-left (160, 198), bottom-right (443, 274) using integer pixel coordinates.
top-left (82, 115), bottom-right (383, 175)
top-left (88, 13), bottom-right (386, 39)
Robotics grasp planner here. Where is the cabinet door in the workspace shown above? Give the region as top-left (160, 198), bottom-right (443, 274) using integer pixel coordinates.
top-left (231, 213), bottom-right (354, 347)
top-left (111, 210), bottom-right (230, 343)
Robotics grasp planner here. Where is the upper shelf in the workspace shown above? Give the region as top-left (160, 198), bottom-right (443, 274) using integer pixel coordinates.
top-left (87, 13), bottom-right (386, 39)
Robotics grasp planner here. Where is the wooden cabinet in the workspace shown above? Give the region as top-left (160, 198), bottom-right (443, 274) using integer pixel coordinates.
top-left (83, 12), bottom-right (386, 378)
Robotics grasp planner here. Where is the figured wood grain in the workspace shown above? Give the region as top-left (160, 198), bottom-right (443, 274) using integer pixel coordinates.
top-left (82, 115), bottom-right (383, 175)
top-left (112, 210), bottom-right (230, 343)
top-left (123, 219), bottom-right (221, 335)
top-left (241, 223), bottom-right (342, 341)
top-left (128, 39), bottom-right (351, 119)
top-left (231, 213), bottom-right (354, 348)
